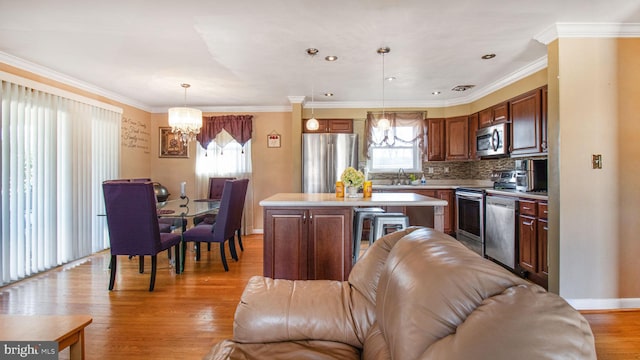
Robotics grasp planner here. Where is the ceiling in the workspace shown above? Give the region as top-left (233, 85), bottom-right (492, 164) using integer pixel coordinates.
top-left (0, 0), bottom-right (639, 112)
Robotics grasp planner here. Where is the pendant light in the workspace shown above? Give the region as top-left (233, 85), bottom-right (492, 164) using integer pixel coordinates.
top-left (305, 48), bottom-right (320, 131)
top-left (377, 47), bottom-right (391, 131)
top-left (168, 83), bottom-right (202, 144)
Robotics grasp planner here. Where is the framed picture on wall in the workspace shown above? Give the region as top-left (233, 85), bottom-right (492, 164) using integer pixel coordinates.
top-left (267, 131), bottom-right (281, 148)
top-left (159, 127), bottom-right (189, 158)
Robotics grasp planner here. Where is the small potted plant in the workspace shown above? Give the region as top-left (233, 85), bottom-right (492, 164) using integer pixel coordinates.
top-left (340, 167), bottom-right (365, 197)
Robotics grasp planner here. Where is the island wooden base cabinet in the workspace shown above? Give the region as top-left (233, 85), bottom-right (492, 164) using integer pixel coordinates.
top-left (263, 207), bottom-right (353, 281)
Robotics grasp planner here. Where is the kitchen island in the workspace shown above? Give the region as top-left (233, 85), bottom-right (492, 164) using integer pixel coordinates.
top-left (259, 192), bottom-right (448, 281)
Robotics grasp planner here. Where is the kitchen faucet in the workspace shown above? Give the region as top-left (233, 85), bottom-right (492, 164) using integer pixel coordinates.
top-left (396, 168), bottom-right (407, 185)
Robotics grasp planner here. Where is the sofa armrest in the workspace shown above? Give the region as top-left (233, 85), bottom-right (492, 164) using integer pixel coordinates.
top-left (232, 276), bottom-right (363, 348)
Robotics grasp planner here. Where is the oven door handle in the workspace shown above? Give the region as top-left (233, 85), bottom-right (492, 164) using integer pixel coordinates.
top-left (456, 194), bottom-right (483, 201)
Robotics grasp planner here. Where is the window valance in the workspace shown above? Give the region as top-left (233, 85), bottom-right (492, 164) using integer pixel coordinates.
top-left (365, 111), bottom-right (426, 159)
top-left (196, 115), bottom-right (253, 150)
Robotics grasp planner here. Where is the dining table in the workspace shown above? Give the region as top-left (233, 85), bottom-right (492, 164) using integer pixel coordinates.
top-left (156, 198), bottom-right (220, 231)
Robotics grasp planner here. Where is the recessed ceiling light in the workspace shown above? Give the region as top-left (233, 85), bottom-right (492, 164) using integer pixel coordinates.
top-left (481, 53), bottom-right (496, 60)
top-left (385, 76), bottom-right (396, 81)
top-left (451, 85), bottom-right (475, 92)
top-left (325, 55), bottom-right (338, 61)
top-left (324, 93), bottom-right (334, 97)
top-left (306, 48), bottom-right (319, 56)
top-left (432, 91), bottom-right (441, 95)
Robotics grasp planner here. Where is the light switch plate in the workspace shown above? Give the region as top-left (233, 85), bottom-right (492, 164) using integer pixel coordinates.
top-left (592, 154), bottom-right (602, 169)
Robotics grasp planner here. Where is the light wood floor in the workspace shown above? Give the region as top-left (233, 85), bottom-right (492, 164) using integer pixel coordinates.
top-left (0, 234), bottom-right (638, 359)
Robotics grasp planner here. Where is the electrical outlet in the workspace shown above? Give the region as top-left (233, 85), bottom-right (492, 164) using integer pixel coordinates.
top-left (444, 167), bottom-right (449, 173)
top-left (428, 167), bottom-right (434, 174)
top-left (592, 154), bottom-right (602, 169)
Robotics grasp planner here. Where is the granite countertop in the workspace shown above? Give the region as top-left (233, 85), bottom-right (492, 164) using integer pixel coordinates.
top-left (259, 192), bottom-right (448, 207)
top-left (373, 180), bottom-right (549, 200)
top-left (373, 179), bottom-right (494, 190)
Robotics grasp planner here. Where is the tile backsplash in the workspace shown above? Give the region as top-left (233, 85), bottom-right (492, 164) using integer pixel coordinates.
top-left (369, 158), bottom-right (517, 182)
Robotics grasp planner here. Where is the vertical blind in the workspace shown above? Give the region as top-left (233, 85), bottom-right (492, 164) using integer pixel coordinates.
top-left (0, 80), bottom-right (121, 286)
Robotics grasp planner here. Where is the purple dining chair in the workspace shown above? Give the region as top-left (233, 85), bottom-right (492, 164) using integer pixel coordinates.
top-left (193, 177), bottom-right (235, 226)
top-left (229, 178), bottom-right (249, 252)
top-left (102, 181), bottom-right (182, 291)
top-left (181, 179), bottom-right (243, 271)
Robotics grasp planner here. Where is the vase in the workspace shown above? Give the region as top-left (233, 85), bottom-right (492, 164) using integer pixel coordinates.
top-left (346, 186), bottom-right (359, 198)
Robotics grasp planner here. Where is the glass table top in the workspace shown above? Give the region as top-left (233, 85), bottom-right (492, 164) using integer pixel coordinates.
top-left (156, 199), bottom-right (220, 217)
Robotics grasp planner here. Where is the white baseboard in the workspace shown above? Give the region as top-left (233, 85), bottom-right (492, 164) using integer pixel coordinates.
top-left (566, 297), bottom-right (640, 310)
top-left (251, 229), bottom-right (264, 234)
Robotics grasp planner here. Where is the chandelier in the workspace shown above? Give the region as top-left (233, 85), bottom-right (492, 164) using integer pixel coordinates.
top-left (377, 47), bottom-right (391, 131)
top-left (168, 83), bottom-right (202, 144)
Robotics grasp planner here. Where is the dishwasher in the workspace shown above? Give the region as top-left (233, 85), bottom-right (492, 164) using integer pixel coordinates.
top-left (485, 195), bottom-right (518, 271)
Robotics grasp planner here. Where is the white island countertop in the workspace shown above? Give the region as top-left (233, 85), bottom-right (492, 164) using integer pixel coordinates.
top-left (259, 192), bottom-right (448, 207)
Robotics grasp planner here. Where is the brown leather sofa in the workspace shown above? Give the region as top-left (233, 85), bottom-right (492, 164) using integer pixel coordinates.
top-left (205, 227), bottom-right (596, 360)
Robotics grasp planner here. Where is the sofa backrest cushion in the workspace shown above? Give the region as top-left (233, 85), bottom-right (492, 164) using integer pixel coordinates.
top-left (375, 228), bottom-right (530, 359)
top-left (348, 227), bottom-right (422, 305)
top-left (422, 284), bottom-right (597, 359)
top-left (373, 227), bottom-right (595, 360)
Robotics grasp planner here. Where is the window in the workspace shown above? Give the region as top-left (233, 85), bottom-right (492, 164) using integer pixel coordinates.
top-left (369, 126), bottom-right (421, 171)
top-left (195, 129), bottom-right (254, 234)
top-left (366, 112), bottom-right (426, 173)
top-left (195, 131), bottom-right (252, 176)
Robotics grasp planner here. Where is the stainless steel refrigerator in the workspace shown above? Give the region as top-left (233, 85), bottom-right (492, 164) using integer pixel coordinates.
top-left (303, 133), bottom-right (358, 193)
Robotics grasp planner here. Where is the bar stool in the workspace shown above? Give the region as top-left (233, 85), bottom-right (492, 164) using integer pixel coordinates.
top-left (370, 213), bottom-right (410, 244)
top-left (353, 207), bottom-right (385, 263)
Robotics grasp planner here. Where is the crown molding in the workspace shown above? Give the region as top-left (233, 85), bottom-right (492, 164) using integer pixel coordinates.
top-left (535, 22), bottom-right (640, 45)
top-left (287, 96), bottom-right (305, 104)
top-left (0, 51), bottom-right (151, 112)
top-left (456, 56), bottom-right (548, 105)
top-left (152, 105), bottom-right (293, 113)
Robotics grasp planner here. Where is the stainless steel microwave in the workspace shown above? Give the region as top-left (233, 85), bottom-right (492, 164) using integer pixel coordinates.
top-left (476, 123), bottom-right (508, 157)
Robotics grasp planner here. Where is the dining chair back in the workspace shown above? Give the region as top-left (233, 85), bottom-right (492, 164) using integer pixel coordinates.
top-left (207, 177), bottom-right (236, 200)
top-left (229, 178), bottom-right (249, 251)
top-left (102, 181), bottom-right (182, 291)
top-left (193, 177), bottom-right (235, 226)
top-left (181, 179), bottom-right (242, 271)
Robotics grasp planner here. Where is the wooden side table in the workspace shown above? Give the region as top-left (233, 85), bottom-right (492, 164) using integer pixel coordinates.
top-left (0, 315), bottom-right (92, 360)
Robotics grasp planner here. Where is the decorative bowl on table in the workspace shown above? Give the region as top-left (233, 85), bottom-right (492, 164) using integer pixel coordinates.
top-left (153, 182), bottom-right (170, 202)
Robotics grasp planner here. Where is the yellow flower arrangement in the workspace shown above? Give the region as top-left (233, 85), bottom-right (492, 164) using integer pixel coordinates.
top-left (340, 166), bottom-right (365, 188)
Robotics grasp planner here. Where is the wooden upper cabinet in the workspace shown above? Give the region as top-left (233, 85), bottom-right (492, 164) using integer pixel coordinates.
top-left (427, 118), bottom-right (446, 161)
top-left (510, 89), bottom-right (542, 156)
top-left (468, 112), bottom-right (479, 160)
top-left (445, 116), bottom-right (468, 161)
top-left (478, 102), bottom-right (509, 128)
top-left (493, 102), bottom-right (508, 123)
top-left (302, 119), bottom-right (353, 133)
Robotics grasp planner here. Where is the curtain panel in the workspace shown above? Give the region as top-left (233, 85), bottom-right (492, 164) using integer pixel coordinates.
top-left (365, 111), bottom-right (427, 159)
top-left (196, 115), bottom-right (253, 150)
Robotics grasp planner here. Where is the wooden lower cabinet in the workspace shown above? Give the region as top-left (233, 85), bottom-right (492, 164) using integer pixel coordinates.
top-left (263, 207), bottom-right (352, 281)
top-left (538, 218), bottom-right (548, 278)
top-left (518, 214), bottom-right (537, 274)
top-left (518, 199), bottom-right (548, 289)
